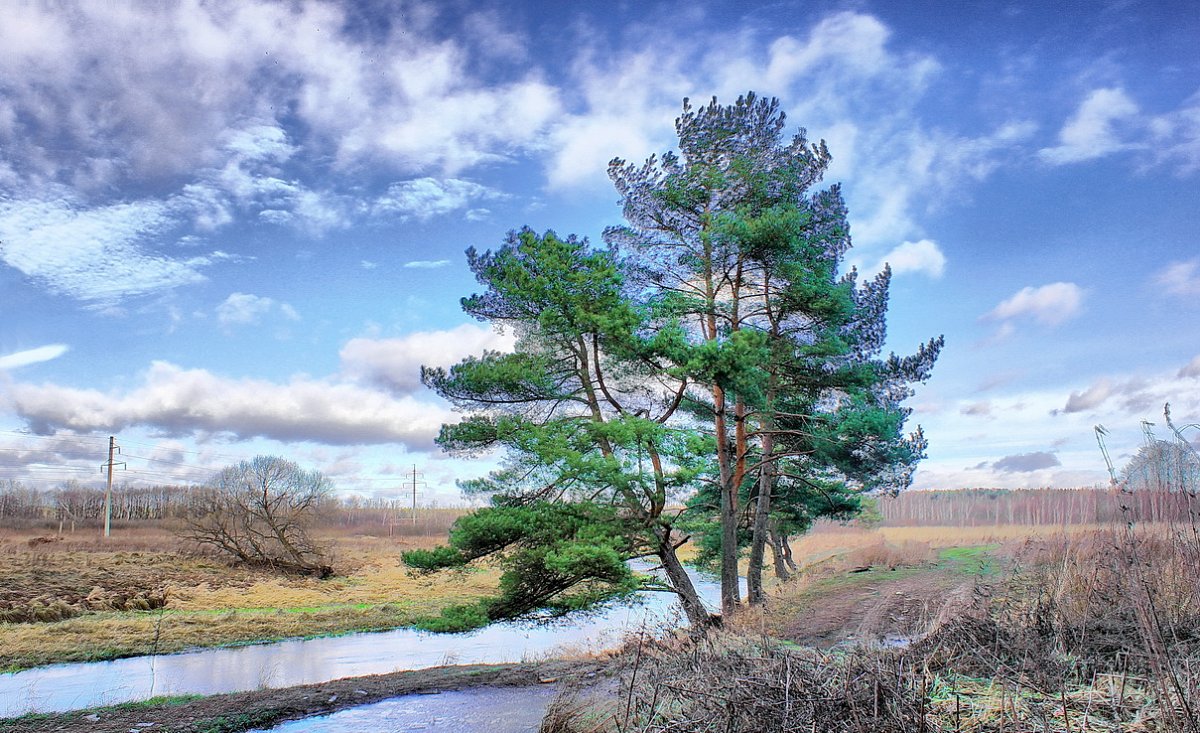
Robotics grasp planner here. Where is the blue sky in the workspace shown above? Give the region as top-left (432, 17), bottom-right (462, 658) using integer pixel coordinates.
top-left (1, 0), bottom-right (1197, 502)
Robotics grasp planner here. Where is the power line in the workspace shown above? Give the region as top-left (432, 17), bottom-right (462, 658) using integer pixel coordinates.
top-left (122, 452), bottom-right (218, 471)
top-left (116, 437), bottom-right (253, 462)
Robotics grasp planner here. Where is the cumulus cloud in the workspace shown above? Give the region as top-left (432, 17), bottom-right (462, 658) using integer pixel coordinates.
top-left (0, 344), bottom-right (69, 370)
top-left (374, 178), bottom-right (504, 222)
top-left (1059, 358), bottom-right (1200, 415)
top-left (878, 239), bottom-right (946, 278)
top-left (215, 293), bottom-right (300, 327)
top-left (992, 451), bottom-right (1061, 472)
top-left (6, 361), bottom-right (448, 449)
top-left (0, 1), bottom-right (561, 189)
top-left (985, 282), bottom-right (1085, 327)
top-left (340, 324), bottom-right (516, 395)
top-left (548, 11), bottom-right (940, 192)
top-left (1040, 87), bottom-right (1140, 164)
top-left (1156, 258), bottom-right (1200, 297)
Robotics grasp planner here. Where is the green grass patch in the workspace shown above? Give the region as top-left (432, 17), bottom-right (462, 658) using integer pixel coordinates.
top-left (937, 545), bottom-right (1001, 576)
top-left (194, 709), bottom-right (283, 733)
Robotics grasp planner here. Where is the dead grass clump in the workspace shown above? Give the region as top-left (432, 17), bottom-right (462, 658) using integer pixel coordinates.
top-left (999, 527), bottom-right (1200, 680)
top-left (546, 633), bottom-right (924, 733)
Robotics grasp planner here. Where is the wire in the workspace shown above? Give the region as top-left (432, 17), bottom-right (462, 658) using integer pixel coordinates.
top-left (116, 438), bottom-right (252, 462)
top-left (122, 452), bottom-right (217, 471)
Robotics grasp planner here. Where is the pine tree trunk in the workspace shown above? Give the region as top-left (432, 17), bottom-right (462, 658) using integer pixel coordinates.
top-left (713, 384), bottom-right (740, 617)
top-left (656, 531), bottom-right (714, 628)
top-left (747, 426), bottom-right (775, 604)
top-left (768, 521), bottom-right (792, 580)
top-left (779, 531), bottom-right (798, 571)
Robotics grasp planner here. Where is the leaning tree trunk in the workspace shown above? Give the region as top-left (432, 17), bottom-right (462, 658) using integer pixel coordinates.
top-left (768, 522), bottom-right (791, 580)
top-left (655, 527), bottom-right (714, 628)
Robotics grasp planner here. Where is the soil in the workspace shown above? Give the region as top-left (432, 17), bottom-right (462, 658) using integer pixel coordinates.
top-left (0, 659), bottom-right (606, 733)
top-left (769, 567), bottom-right (979, 648)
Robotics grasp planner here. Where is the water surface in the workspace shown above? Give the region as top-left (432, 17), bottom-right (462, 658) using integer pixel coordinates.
top-left (0, 565), bottom-right (724, 717)
top-left (247, 687), bottom-right (560, 733)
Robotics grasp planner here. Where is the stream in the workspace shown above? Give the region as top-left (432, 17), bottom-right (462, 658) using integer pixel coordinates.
top-left (247, 687), bottom-right (561, 733)
top-left (0, 564), bottom-right (727, 718)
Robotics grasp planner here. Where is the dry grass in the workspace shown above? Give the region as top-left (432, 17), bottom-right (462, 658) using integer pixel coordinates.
top-left (0, 530), bottom-right (501, 671)
top-left (545, 521), bottom-right (1200, 732)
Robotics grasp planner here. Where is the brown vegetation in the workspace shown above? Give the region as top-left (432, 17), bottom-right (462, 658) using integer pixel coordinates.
top-left (544, 502), bottom-right (1200, 733)
top-left (0, 528), bottom-right (497, 671)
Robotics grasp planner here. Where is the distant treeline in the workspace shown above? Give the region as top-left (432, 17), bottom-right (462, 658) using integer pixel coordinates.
top-left (0, 479), bottom-right (464, 535)
top-left (879, 487), bottom-right (1197, 526)
top-left (9, 480), bottom-right (1194, 534)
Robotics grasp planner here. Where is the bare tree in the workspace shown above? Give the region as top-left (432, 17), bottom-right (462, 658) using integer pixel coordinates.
top-left (185, 456), bottom-right (333, 576)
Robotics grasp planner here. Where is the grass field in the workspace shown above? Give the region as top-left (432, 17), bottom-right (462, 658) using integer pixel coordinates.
top-left (0, 518), bottom-right (1182, 675)
top-left (0, 527), bottom-right (499, 671)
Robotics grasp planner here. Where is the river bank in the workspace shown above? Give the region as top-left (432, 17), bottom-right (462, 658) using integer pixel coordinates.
top-left (0, 660), bottom-right (603, 733)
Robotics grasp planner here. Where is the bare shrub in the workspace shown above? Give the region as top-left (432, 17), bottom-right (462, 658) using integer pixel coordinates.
top-left (184, 456), bottom-right (333, 576)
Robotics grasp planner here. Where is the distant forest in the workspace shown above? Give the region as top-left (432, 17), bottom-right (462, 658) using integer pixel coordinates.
top-left (879, 487), bottom-right (1196, 526)
top-left (0, 480), bottom-right (459, 535)
top-left (3, 480), bottom-right (1197, 531)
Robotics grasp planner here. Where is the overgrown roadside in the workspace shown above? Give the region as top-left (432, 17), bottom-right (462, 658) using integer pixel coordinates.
top-left (544, 524), bottom-right (1200, 732)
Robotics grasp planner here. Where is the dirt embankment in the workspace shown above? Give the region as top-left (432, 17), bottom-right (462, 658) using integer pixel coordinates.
top-left (0, 659), bottom-right (604, 733)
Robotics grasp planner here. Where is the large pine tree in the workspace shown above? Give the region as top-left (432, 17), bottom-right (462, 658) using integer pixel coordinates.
top-left (407, 93), bottom-right (940, 626)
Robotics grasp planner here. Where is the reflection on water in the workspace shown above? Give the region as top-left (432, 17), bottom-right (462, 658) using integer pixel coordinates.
top-left (0, 563), bottom-right (724, 717)
top-left (247, 687), bottom-right (560, 733)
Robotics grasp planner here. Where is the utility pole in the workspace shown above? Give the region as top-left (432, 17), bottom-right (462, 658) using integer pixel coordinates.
top-left (102, 436), bottom-right (125, 538)
top-left (407, 464), bottom-right (427, 526)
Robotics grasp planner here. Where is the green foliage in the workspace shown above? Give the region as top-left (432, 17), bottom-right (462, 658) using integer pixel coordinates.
top-left (403, 500), bottom-right (641, 629)
top-left (414, 602), bottom-right (490, 632)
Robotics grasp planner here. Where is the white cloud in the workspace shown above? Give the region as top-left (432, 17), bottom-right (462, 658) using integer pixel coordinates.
top-left (374, 178), bottom-right (504, 222)
top-left (6, 361), bottom-right (448, 449)
top-left (215, 292), bottom-right (300, 327)
top-left (0, 194), bottom-right (227, 307)
top-left (340, 324), bottom-right (516, 395)
top-left (911, 361), bottom-right (1200, 491)
top-left (985, 282), bottom-right (1085, 327)
top-left (1039, 87), bottom-right (1140, 164)
top-left (0, 344), bottom-right (69, 370)
top-left (1156, 258), bottom-right (1200, 297)
top-left (1063, 379), bottom-right (1114, 413)
top-left (1149, 91), bottom-right (1200, 175)
top-left (1180, 356), bottom-right (1200, 379)
top-left (181, 122), bottom-right (352, 235)
top-left (878, 239), bottom-right (946, 278)
top-left (0, 1), bottom-right (562, 190)
top-left (545, 11), bottom-right (943, 194)
top-left (403, 260), bottom-right (452, 269)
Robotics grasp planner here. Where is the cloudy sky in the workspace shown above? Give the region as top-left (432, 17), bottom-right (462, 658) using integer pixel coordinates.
top-left (1, 0), bottom-right (1197, 501)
